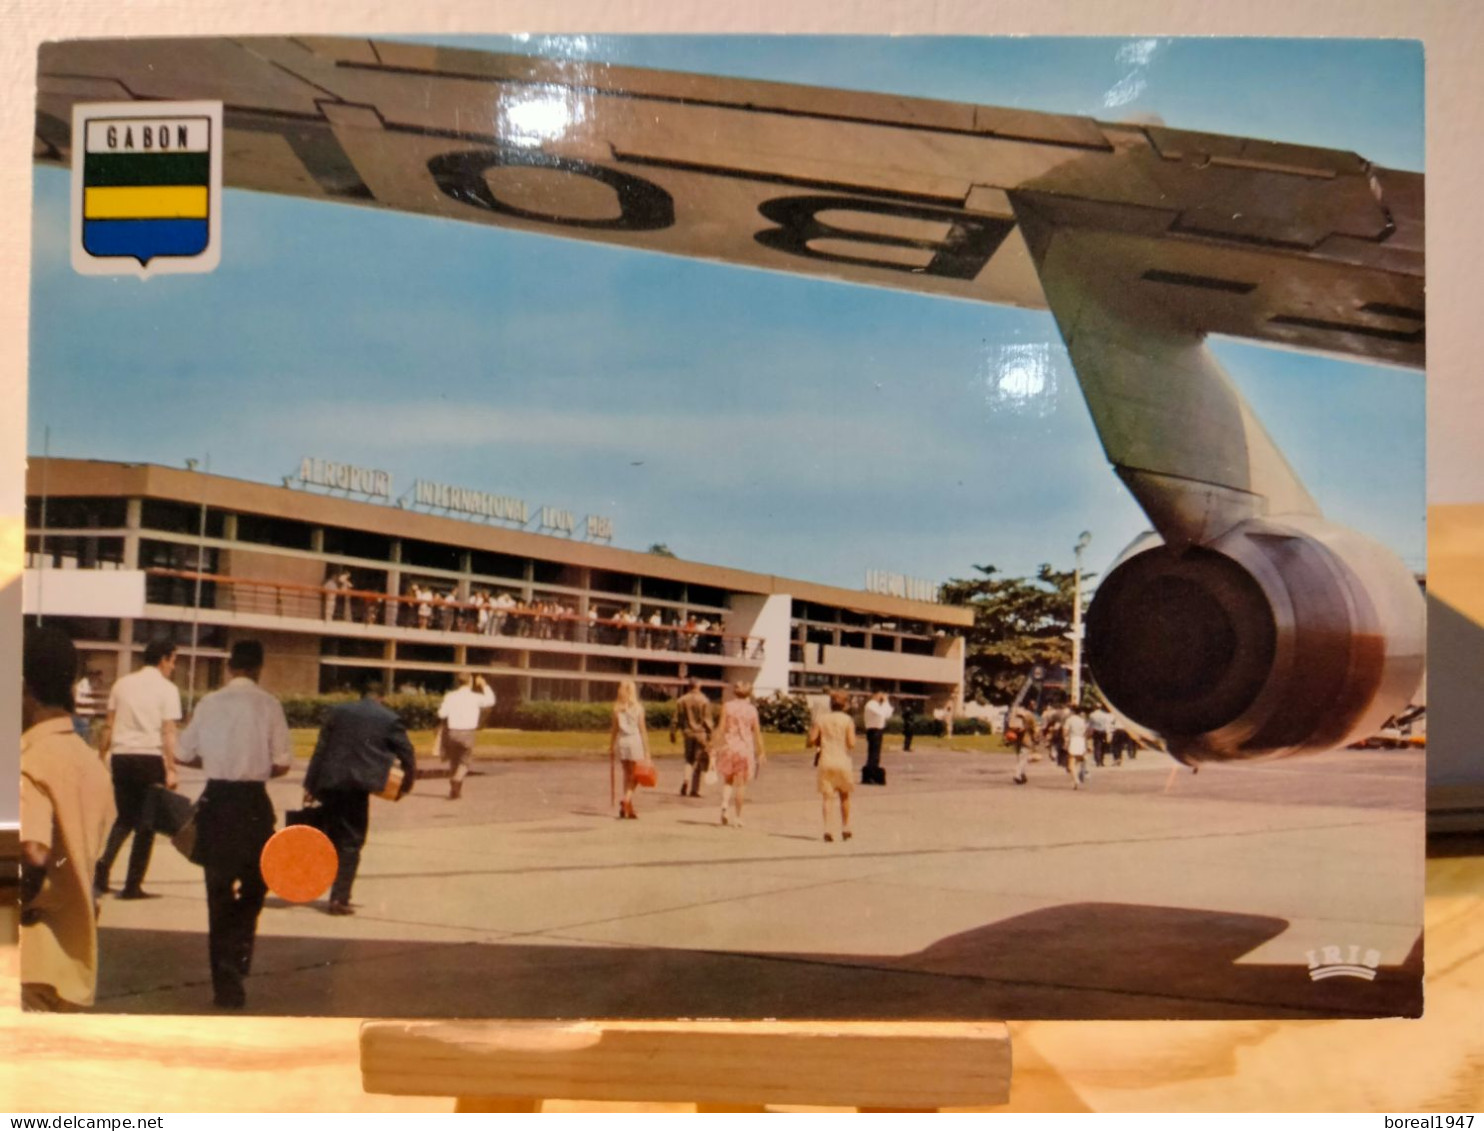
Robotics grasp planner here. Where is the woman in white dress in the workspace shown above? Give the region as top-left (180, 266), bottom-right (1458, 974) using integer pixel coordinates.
top-left (808, 690), bottom-right (857, 842)
top-left (609, 679), bottom-right (652, 819)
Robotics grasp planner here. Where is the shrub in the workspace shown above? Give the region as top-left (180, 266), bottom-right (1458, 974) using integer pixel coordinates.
top-left (270, 693), bottom-right (816, 734)
top-left (383, 693), bottom-right (444, 731)
top-left (883, 714), bottom-right (989, 737)
top-left (273, 692), bottom-right (442, 730)
top-left (509, 700), bottom-right (616, 731)
top-left (756, 691), bottom-right (812, 734)
top-left (278, 693), bottom-right (357, 729)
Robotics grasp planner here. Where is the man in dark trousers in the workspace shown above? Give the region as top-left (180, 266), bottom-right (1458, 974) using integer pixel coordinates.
top-left (304, 680), bottom-right (416, 916)
top-left (95, 638), bottom-right (182, 900)
top-left (901, 699), bottom-right (917, 752)
top-left (176, 640), bottom-right (291, 1010)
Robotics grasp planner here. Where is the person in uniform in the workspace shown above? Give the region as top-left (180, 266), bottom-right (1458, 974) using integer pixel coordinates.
top-left (176, 640), bottom-right (291, 1009)
top-left (670, 678), bottom-right (714, 798)
top-left (20, 627), bottom-right (116, 1011)
top-left (304, 681), bottom-right (416, 915)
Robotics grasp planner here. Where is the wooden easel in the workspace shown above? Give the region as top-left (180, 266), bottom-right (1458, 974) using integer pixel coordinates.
top-left (360, 1020), bottom-right (1012, 1112)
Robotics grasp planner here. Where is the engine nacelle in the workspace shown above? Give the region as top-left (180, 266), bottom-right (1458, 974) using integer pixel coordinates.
top-left (1085, 516), bottom-right (1425, 763)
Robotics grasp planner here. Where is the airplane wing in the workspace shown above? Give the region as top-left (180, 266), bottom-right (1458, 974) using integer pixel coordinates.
top-left (35, 36), bottom-right (1422, 369)
top-left (33, 36), bottom-right (1427, 760)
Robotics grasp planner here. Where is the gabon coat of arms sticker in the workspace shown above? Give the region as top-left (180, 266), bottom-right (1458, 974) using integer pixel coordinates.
top-left (69, 100), bottom-right (222, 278)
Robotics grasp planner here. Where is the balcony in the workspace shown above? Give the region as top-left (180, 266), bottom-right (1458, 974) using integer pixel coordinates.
top-left (143, 568), bottom-right (764, 664)
top-left (790, 641), bottom-right (961, 686)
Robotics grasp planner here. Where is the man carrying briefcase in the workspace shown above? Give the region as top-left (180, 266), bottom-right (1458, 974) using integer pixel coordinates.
top-left (303, 681), bottom-right (416, 916)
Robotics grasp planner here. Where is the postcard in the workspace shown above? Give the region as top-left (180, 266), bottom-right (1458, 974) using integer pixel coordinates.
top-left (20, 35), bottom-right (1425, 1018)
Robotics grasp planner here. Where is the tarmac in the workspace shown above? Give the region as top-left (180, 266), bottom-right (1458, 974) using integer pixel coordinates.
top-left (91, 741), bottom-right (1425, 1020)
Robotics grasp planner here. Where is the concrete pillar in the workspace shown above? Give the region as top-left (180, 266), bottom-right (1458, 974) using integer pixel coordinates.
top-left (724, 594), bottom-right (792, 697)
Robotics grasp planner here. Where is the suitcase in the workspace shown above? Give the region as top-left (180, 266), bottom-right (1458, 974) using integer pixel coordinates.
top-left (860, 764), bottom-right (887, 786)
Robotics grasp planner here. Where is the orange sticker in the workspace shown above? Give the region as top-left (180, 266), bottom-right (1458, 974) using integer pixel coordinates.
top-left (260, 825), bottom-right (338, 903)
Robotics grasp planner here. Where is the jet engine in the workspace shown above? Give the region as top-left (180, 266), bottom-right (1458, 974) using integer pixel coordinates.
top-left (1085, 516), bottom-right (1425, 763)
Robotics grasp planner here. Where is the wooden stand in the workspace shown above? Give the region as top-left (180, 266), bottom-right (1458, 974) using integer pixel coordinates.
top-left (360, 1020), bottom-right (1012, 1112)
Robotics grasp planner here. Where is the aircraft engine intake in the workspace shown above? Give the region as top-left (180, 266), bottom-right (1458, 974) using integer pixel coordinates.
top-left (1085, 518), bottom-right (1425, 763)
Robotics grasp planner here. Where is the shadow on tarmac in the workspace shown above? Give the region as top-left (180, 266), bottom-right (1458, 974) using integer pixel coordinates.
top-left (95, 901), bottom-right (1421, 1019)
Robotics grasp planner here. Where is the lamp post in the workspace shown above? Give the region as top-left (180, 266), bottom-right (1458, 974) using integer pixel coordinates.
top-left (185, 456), bottom-right (208, 706)
top-left (1071, 531), bottom-right (1092, 704)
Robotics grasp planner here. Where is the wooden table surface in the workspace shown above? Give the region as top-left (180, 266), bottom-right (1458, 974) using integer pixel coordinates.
top-left (2, 851), bottom-right (1480, 1113)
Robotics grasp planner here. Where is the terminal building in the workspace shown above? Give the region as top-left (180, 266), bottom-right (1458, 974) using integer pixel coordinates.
top-left (23, 458), bottom-right (970, 709)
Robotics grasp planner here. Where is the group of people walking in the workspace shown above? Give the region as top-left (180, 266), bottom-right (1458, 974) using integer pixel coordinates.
top-left (1008, 699), bottom-right (1131, 788)
top-left (21, 629), bottom-right (298, 1012)
top-left (21, 627), bottom-right (427, 1013)
top-left (611, 678), bottom-right (767, 827)
top-left (609, 678), bottom-right (859, 841)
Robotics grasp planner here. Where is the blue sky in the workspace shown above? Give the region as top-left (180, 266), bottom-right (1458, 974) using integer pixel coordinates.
top-left (27, 36), bottom-right (1425, 588)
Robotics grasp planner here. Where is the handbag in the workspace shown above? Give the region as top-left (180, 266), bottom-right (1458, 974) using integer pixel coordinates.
top-left (632, 760), bottom-right (658, 788)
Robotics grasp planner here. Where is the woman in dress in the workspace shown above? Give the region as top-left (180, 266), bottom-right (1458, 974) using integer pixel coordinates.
top-left (609, 679), bottom-right (652, 819)
top-left (808, 689), bottom-right (856, 842)
top-left (713, 681), bottom-right (765, 827)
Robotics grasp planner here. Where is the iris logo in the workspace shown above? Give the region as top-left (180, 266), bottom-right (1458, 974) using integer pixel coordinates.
top-left (1306, 944), bottom-right (1382, 982)
top-left (70, 100), bottom-right (223, 277)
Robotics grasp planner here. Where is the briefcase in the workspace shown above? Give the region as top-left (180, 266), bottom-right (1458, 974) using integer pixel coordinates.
top-left (286, 805), bottom-right (331, 832)
top-left (145, 784), bottom-right (200, 863)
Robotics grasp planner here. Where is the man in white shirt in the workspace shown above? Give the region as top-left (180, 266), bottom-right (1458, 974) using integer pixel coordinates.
top-left (95, 639), bottom-right (183, 900)
top-left (862, 691), bottom-right (894, 785)
top-left (177, 640), bottom-right (291, 1009)
top-left (437, 672), bottom-right (495, 800)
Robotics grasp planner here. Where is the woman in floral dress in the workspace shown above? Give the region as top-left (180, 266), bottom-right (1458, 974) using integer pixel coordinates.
top-left (713, 681), bottom-right (765, 827)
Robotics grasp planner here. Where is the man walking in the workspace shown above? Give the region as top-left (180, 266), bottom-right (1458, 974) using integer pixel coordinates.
top-left (1009, 702), bottom-right (1039, 785)
top-left (95, 639), bottom-right (182, 900)
top-left (304, 681), bottom-right (416, 916)
top-left (176, 641), bottom-right (291, 1010)
top-left (1089, 704), bottom-right (1116, 767)
top-left (861, 691), bottom-right (893, 785)
top-left (436, 672), bottom-right (494, 800)
top-left (20, 627), bottom-right (116, 1011)
top-left (1042, 697), bottom-right (1071, 771)
top-left (671, 678), bottom-right (714, 797)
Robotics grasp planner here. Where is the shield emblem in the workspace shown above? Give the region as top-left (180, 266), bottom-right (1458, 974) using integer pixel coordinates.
top-left (71, 100), bottom-right (222, 277)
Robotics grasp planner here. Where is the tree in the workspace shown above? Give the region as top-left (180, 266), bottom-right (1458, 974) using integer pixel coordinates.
top-left (646, 543), bottom-right (677, 558)
top-left (939, 563), bottom-right (1086, 704)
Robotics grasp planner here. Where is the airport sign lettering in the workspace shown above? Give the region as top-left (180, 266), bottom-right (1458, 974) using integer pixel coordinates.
top-left (298, 456), bottom-right (391, 498)
top-left (865, 569), bottom-right (940, 603)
